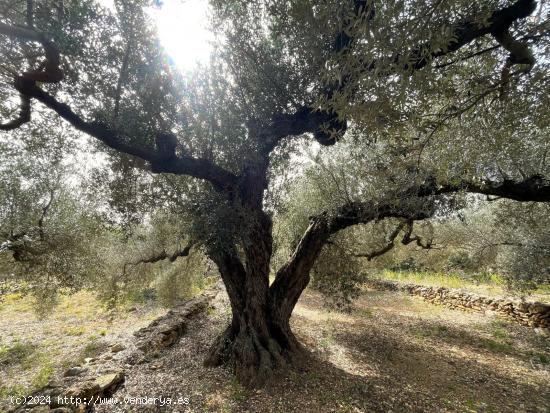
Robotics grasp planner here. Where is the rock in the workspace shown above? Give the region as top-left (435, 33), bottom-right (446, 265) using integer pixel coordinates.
top-left (94, 371), bottom-right (124, 393)
top-left (84, 357), bottom-right (95, 364)
top-left (28, 407), bottom-right (50, 413)
top-left (50, 408), bottom-right (73, 413)
top-left (64, 367), bottom-right (88, 377)
top-left (111, 343), bottom-right (126, 353)
top-left (65, 380), bottom-right (101, 400)
top-left (534, 327), bottom-right (550, 337)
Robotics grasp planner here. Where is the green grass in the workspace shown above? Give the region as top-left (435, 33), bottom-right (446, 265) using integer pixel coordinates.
top-left (63, 325), bottom-right (87, 336)
top-left (378, 269), bottom-right (492, 290)
top-left (0, 341), bottom-right (54, 397)
top-left (0, 384), bottom-right (27, 399)
top-left (377, 270), bottom-right (550, 301)
top-left (31, 359), bottom-right (54, 388)
top-left (481, 338), bottom-right (513, 353)
top-left (228, 377), bottom-right (249, 403)
top-left (74, 337), bottom-right (110, 365)
top-left (0, 341), bottom-right (36, 366)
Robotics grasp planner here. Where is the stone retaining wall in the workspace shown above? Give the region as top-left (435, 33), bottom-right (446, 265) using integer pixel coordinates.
top-left (368, 279), bottom-right (550, 328)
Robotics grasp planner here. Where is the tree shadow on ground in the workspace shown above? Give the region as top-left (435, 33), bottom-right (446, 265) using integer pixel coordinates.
top-left (97, 289), bottom-right (549, 413)
top-left (273, 290), bottom-right (550, 413)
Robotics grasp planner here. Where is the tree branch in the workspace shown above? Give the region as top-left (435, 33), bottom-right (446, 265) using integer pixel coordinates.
top-left (270, 173), bottom-right (549, 316)
top-left (269, 197), bottom-right (435, 319)
top-left (262, 0), bottom-right (538, 152)
top-left (0, 92), bottom-right (30, 130)
top-left (352, 221), bottom-right (406, 260)
top-left (435, 175), bottom-right (550, 202)
top-left (380, 0), bottom-right (537, 72)
top-left (0, 21), bottom-right (63, 83)
top-left (1, 21), bottom-right (238, 192)
top-left (401, 219), bottom-right (433, 249)
top-left (13, 79), bottom-right (239, 191)
top-left (123, 243), bottom-right (193, 275)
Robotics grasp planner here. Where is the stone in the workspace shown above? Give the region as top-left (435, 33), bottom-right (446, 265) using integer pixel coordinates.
top-left (64, 367), bottom-right (88, 377)
top-left (65, 380), bottom-right (101, 400)
top-left (111, 343), bottom-right (126, 353)
top-left (94, 371), bottom-right (124, 392)
top-left (534, 327), bottom-right (550, 337)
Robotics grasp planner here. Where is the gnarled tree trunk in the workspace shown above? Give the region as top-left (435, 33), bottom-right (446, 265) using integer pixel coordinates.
top-left (203, 246), bottom-right (303, 387)
top-left (203, 209), bottom-right (330, 387)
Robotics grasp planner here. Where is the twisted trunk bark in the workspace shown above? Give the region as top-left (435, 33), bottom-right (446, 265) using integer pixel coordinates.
top-left (203, 196), bottom-right (439, 387)
top-left (203, 192), bottom-right (306, 387)
top-left (204, 244), bottom-right (302, 388)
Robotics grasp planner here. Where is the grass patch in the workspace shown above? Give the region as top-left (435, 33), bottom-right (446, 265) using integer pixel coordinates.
top-left (31, 359), bottom-right (54, 388)
top-left (480, 338), bottom-right (513, 353)
top-left (73, 337), bottom-right (110, 365)
top-left (0, 384), bottom-right (27, 399)
top-left (379, 270), bottom-right (480, 290)
top-left (228, 378), bottom-right (249, 403)
top-left (355, 307), bottom-right (374, 318)
top-left (0, 293), bottom-right (33, 313)
top-left (377, 270), bottom-right (550, 301)
top-left (63, 325), bottom-right (87, 336)
top-left (0, 341), bottom-right (36, 366)
top-left (528, 352), bottom-right (550, 365)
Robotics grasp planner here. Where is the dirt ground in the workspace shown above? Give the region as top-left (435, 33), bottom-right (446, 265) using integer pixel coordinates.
top-left (91, 287), bottom-right (550, 413)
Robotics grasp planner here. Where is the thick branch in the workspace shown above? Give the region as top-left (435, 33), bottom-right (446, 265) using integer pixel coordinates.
top-left (269, 198), bottom-right (435, 318)
top-left (0, 21), bottom-right (63, 83)
top-left (1, 21), bottom-right (237, 191)
top-left (0, 93), bottom-right (30, 130)
top-left (401, 219), bottom-right (433, 249)
top-left (353, 221), bottom-right (406, 260)
top-left (436, 175), bottom-right (550, 202)
top-left (13, 79), bottom-right (239, 191)
top-left (270, 174), bottom-right (549, 315)
top-left (262, 0), bottom-right (537, 152)
top-left (391, 0), bottom-right (537, 72)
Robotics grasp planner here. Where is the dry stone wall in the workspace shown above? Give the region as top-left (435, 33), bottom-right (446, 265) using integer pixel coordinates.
top-left (368, 279), bottom-right (550, 328)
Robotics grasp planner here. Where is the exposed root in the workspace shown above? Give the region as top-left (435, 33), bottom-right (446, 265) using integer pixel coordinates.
top-left (204, 320), bottom-right (303, 388)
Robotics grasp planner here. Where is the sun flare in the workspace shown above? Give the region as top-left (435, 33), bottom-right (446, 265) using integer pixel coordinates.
top-left (148, 0), bottom-right (214, 71)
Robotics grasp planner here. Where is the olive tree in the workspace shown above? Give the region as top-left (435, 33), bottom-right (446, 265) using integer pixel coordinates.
top-left (1, 0), bottom-right (549, 386)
